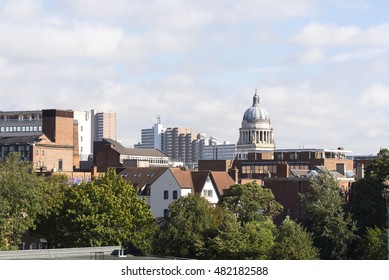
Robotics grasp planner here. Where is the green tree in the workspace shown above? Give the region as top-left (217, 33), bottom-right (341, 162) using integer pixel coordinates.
top-left (301, 170), bottom-right (357, 259)
top-left (46, 169), bottom-right (156, 253)
top-left (271, 216), bottom-right (319, 260)
top-left (0, 152), bottom-right (46, 250)
top-left (351, 149), bottom-right (389, 230)
top-left (153, 194), bottom-right (221, 258)
top-left (33, 174), bottom-right (70, 247)
top-left (218, 181), bottom-right (283, 224)
top-left (357, 227), bottom-right (387, 260)
top-left (204, 217), bottom-right (276, 260)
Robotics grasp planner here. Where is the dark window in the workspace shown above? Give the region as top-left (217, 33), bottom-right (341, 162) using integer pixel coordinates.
top-left (164, 209), bottom-right (169, 218)
top-left (164, 190), bottom-right (169, 199)
top-left (58, 159), bottom-right (63, 171)
top-left (173, 190), bottom-right (178, 200)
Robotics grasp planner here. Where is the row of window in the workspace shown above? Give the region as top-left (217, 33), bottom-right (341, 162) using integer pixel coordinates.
top-left (164, 190), bottom-right (178, 200)
top-left (242, 164), bottom-right (277, 174)
top-left (0, 126), bottom-right (42, 133)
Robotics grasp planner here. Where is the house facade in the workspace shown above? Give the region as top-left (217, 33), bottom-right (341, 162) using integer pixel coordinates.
top-left (118, 167), bottom-right (235, 218)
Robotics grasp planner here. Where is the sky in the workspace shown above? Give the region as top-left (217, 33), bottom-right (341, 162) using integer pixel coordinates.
top-left (1, 0), bottom-right (389, 155)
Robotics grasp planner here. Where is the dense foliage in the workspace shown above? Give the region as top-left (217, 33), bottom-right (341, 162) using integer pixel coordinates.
top-left (349, 148), bottom-right (389, 259)
top-left (218, 181), bottom-right (283, 223)
top-left (271, 216), bottom-right (319, 260)
top-left (45, 169), bottom-right (156, 253)
top-left (0, 153), bottom-right (47, 250)
top-left (301, 170), bottom-right (357, 259)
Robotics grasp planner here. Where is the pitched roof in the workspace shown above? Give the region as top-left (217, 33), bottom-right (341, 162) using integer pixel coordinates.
top-left (102, 138), bottom-right (168, 158)
top-left (209, 171), bottom-right (235, 195)
top-left (118, 167), bottom-right (169, 195)
top-left (170, 168), bottom-right (194, 190)
top-left (170, 168), bottom-right (235, 196)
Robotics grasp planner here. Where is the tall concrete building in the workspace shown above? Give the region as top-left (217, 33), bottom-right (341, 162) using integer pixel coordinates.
top-left (135, 116), bottom-right (164, 150)
top-left (73, 110), bottom-right (92, 161)
top-left (92, 110), bottom-right (117, 142)
top-left (135, 121), bottom-right (194, 164)
top-left (135, 120), bottom-right (236, 165)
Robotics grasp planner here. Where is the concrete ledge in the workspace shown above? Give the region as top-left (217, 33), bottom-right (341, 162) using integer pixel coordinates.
top-left (0, 246), bottom-right (122, 260)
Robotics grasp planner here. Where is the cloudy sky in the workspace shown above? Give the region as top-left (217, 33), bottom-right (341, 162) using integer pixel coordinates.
top-left (1, 0), bottom-right (388, 155)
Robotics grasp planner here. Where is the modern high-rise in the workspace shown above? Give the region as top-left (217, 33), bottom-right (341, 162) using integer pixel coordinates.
top-left (135, 117), bottom-right (165, 150)
top-left (73, 110), bottom-right (92, 161)
top-left (92, 110), bottom-right (117, 143)
top-left (135, 120), bottom-right (236, 165)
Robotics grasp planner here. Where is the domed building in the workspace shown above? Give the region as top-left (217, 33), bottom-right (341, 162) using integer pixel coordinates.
top-left (237, 90), bottom-right (276, 153)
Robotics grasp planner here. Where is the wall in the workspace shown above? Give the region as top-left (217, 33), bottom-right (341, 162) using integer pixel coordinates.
top-left (201, 175), bottom-right (219, 204)
top-left (33, 144), bottom-right (74, 172)
top-left (264, 178), bottom-right (311, 223)
top-left (149, 169), bottom-right (182, 217)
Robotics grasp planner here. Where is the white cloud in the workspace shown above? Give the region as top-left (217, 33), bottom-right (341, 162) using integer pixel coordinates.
top-left (293, 22), bottom-right (389, 47)
top-left (1, 0), bottom-right (42, 21)
top-left (298, 48), bottom-right (325, 64)
top-left (360, 83), bottom-right (389, 107)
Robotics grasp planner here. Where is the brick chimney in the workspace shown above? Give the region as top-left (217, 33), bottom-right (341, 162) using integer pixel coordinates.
top-left (277, 161), bottom-right (289, 178)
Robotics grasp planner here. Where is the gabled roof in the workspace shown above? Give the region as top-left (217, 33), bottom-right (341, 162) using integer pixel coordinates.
top-left (0, 135), bottom-right (41, 145)
top-left (118, 167), bottom-right (169, 195)
top-left (102, 138), bottom-right (168, 158)
top-left (170, 168), bottom-right (235, 196)
top-left (170, 168), bottom-right (194, 190)
top-left (209, 171), bottom-right (235, 195)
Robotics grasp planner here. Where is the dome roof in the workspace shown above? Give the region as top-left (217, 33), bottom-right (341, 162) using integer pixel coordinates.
top-left (242, 90), bottom-right (270, 123)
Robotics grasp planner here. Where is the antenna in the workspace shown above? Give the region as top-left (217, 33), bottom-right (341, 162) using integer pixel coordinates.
top-left (157, 115), bottom-right (161, 124)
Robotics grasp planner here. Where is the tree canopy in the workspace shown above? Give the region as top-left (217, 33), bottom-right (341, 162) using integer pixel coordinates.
top-left (301, 170), bottom-right (357, 259)
top-left (350, 149), bottom-right (389, 230)
top-left (0, 152), bottom-right (47, 250)
top-left (218, 181), bottom-right (283, 224)
top-left (44, 169), bottom-right (156, 253)
top-left (153, 194), bottom-right (221, 258)
top-left (271, 216), bottom-right (319, 260)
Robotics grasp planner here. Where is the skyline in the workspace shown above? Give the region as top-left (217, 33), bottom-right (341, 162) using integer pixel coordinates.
top-left (1, 0), bottom-right (389, 155)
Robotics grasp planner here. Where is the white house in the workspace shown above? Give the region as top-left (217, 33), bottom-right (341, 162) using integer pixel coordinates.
top-left (118, 167), bottom-right (235, 218)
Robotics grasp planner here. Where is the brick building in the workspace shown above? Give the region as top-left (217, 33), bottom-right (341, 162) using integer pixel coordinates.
top-left (0, 109), bottom-right (77, 172)
top-left (93, 138), bottom-right (169, 172)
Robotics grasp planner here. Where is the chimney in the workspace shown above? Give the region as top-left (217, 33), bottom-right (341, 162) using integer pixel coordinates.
top-left (277, 161), bottom-right (289, 178)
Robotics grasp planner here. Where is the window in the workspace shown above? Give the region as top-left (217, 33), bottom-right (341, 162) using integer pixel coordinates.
top-left (0, 127), bottom-right (3, 132)
top-left (36, 150), bottom-right (39, 155)
top-left (81, 126), bottom-right (83, 132)
top-left (58, 159), bottom-right (63, 171)
top-left (204, 190), bottom-right (213, 197)
top-left (42, 150), bottom-right (44, 156)
top-left (38, 126), bottom-right (42, 131)
top-left (173, 190), bottom-right (178, 200)
top-left (163, 209), bottom-right (170, 218)
top-left (80, 136), bottom-right (83, 142)
top-left (164, 190), bottom-right (169, 199)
